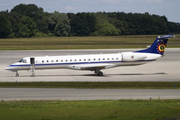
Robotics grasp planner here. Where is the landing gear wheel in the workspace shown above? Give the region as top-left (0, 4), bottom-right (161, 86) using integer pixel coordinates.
top-left (94, 69), bottom-right (103, 76)
top-left (98, 72), bottom-right (103, 76)
top-left (15, 71), bottom-right (19, 77)
top-left (16, 74), bottom-right (19, 77)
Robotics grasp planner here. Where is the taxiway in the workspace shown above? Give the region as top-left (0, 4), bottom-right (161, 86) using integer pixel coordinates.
top-left (1, 88), bottom-right (180, 101)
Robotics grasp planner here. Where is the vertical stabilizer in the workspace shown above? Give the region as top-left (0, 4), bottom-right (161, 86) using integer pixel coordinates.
top-left (135, 34), bottom-right (173, 55)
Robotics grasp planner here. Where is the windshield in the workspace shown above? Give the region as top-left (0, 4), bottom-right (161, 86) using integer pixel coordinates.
top-left (18, 59), bottom-right (27, 63)
top-left (18, 59), bottom-right (23, 63)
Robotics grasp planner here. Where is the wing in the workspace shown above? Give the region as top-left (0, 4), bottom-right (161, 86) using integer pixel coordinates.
top-left (68, 63), bottom-right (117, 71)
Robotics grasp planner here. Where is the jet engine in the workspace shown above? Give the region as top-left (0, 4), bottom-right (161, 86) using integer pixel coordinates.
top-left (122, 52), bottom-right (147, 62)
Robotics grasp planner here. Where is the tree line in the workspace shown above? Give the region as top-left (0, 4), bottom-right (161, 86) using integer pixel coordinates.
top-left (0, 4), bottom-right (180, 38)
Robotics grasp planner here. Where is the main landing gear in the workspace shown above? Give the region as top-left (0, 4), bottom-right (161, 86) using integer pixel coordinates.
top-left (97, 71), bottom-right (103, 76)
top-left (95, 69), bottom-right (103, 76)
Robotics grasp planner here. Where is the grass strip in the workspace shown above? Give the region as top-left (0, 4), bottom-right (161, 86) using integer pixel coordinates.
top-left (0, 35), bottom-right (180, 50)
top-left (0, 99), bottom-right (180, 120)
top-left (0, 81), bottom-right (179, 89)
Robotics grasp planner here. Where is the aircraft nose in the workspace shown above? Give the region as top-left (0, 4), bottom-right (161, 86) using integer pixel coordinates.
top-left (5, 66), bottom-right (9, 70)
top-left (5, 65), bottom-right (11, 70)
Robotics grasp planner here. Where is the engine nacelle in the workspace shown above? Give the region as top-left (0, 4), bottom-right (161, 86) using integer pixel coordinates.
top-left (122, 52), bottom-right (147, 62)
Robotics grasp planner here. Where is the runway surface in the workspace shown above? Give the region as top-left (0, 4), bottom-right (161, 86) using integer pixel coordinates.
top-left (1, 88), bottom-right (180, 101)
top-left (0, 48), bottom-right (180, 82)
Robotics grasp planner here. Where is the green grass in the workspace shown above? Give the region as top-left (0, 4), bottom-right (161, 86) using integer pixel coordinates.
top-left (0, 35), bottom-right (180, 50)
top-left (0, 82), bottom-right (179, 89)
top-left (0, 99), bottom-right (180, 120)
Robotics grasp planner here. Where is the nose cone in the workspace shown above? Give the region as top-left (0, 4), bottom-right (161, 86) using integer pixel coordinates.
top-left (5, 65), bottom-right (11, 70)
top-left (5, 65), bottom-right (17, 72)
top-left (5, 64), bottom-right (16, 70)
top-left (5, 64), bottom-right (19, 72)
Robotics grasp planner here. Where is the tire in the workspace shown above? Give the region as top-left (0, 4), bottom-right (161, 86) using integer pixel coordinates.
top-left (98, 72), bottom-right (103, 76)
top-left (16, 74), bottom-right (19, 77)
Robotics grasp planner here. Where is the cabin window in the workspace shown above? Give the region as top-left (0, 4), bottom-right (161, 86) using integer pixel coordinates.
top-left (94, 58), bottom-right (96, 61)
top-left (103, 58), bottom-right (105, 60)
top-left (107, 58), bottom-right (109, 60)
top-left (112, 58), bottom-right (114, 60)
top-left (79, 59), bottom-right (81, 61)
top-left (75, 59), bottom-right (77, 61)
top-left (98, 58), bottom-right (100, 60)
top-left (88, 59), bottom-right (90, 61)
top-left (42, 60), bottom-right (44, 63)
top-left (70, 59), bottom-right (72, 62)
top-left (116, 58), bottom-right (118, 60)
top-left (52, 60), bottom-right (53, 62)
top-left (61, 60), bottom-right (63, 62)
top-left (56, 60), bottom-right (58, 62)
top-left (84, 59), bottom-right (86, 61)
top-left (66, 60), bottom-right (68, 62)
top-left (47, 60), bottom-right (49, 62)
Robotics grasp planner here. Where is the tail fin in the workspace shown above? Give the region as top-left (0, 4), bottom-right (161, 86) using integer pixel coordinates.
top-left (135, 34), bottom-right (174, 55)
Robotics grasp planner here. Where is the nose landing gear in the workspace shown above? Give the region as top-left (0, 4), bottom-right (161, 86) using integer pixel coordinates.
top-left (15, 71), bottom-right (19, 77)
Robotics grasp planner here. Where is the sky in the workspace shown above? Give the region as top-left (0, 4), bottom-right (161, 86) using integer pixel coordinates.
top-left (0, 0), bottom-right (180, 23)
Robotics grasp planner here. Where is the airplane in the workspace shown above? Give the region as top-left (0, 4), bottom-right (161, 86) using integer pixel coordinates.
top-left (5, 34), bottom-right (174, 77)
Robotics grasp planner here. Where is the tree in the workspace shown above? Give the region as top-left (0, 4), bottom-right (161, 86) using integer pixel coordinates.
top-left (69, 13), bottom-right (89, 36)
top-left (8, 16), bottom-right (20, 38)
top-left (11, 4), bottom-right (42, 19)
top-left (21, 16), bottom-right (36, 37)
top-left (86, 13), bottom-right (97, 35)
top-left (36, 15), bottom-right (49, 34)
top-left (1, 3), bottom-right (179, 38)
top-left (48, 11), bottom-right (71, 36)
top-left (0, 14), bottom-right (11, 38)
top-left (168, 22), bottom-right (180, 33)
top-left (11, 4), bottom-right (47, 35)
top-left (69, 13), bottom-right (97, 36)
top-left (94, 23), bottom-right (121, 36)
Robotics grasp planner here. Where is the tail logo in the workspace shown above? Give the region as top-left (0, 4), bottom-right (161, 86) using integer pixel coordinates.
top-left (158, 44), bottom-right (166, 52)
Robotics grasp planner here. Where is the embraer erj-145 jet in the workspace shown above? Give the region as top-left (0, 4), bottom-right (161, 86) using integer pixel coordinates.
top-left (5, 34), bottom-right (174, 77)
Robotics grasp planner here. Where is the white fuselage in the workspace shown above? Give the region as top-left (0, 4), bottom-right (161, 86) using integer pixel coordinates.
top-left (5, 52), bottom-right (162, 72)
top-left (5, 34), bottom-right (172, 76)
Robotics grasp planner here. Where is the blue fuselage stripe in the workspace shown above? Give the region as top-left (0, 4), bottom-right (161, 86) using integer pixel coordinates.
top-left (9, 60), bottom-right (155, 67)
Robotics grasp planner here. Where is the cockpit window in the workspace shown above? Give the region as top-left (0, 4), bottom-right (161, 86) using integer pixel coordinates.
top-left (18, 59), bottom-right (23, 63)
top-left (23, 59), bottom-right (27, 63)
top-left (18, 59), bottom-right (27, 63)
